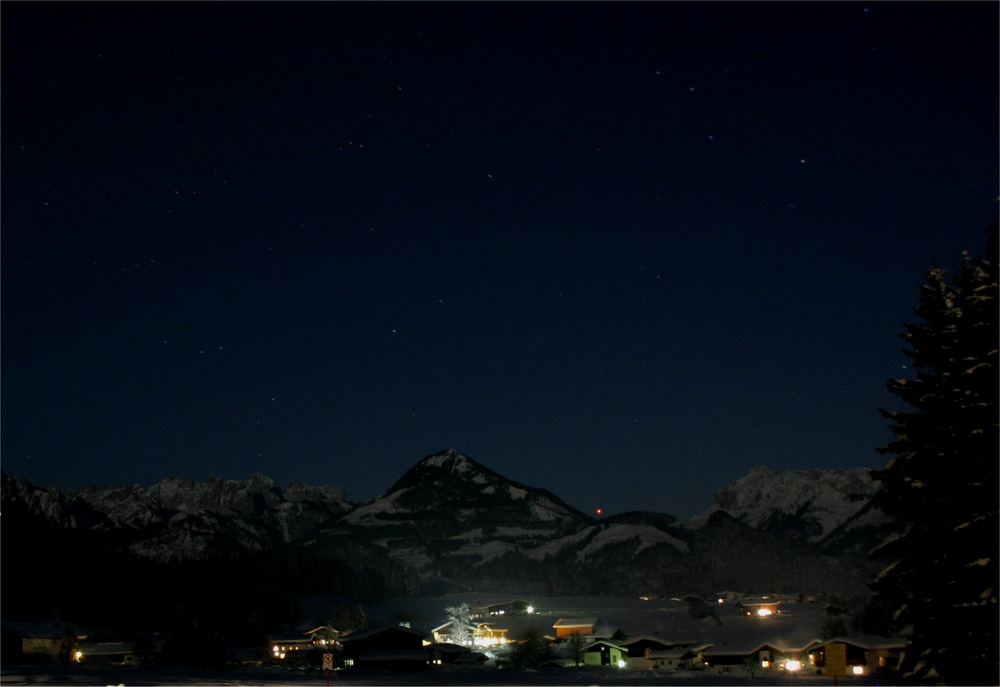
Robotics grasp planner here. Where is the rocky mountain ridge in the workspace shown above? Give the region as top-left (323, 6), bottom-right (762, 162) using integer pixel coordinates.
top-left (2, 450), bottom-right (891, 597)
top-left (2, 471), bottom-right (351, 561)
top-left (688, 464), bottom-right (887, 544)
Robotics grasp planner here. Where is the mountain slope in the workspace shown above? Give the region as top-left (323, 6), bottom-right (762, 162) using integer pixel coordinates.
top-left (2, 453), bottom-right (891, 604)
top-left (321, 449), bottom-right (593, 573)
top-left (688, 465), bottom-right (886, 544)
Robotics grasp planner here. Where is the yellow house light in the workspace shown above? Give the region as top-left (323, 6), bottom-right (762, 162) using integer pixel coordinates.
top-left (761, 660), bottom-right (770, 668)
top-left (756, 608), bottom-right (773, 617)
top-left (74, 651), bottom-right (83, 662)
top-left (785, 660), bottom-right (802, 672)
top-left (852, 665), bottom-right (865, 675)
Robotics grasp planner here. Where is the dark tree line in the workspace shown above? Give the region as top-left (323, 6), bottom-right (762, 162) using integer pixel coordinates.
top-left (870, 219), bottom-right (998, 684)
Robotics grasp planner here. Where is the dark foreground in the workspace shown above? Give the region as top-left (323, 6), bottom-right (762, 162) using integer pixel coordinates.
top-left (0, 665), bottom-right (898, 686)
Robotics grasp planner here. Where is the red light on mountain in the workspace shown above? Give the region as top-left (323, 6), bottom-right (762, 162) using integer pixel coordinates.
top-left (594, 507), bottom-right (604, 517)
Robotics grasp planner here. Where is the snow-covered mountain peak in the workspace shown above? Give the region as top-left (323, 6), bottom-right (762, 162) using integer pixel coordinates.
top-left (419, 448), bottom-right (473, 471)
top-left (690, 465), bottom-right (882, 542)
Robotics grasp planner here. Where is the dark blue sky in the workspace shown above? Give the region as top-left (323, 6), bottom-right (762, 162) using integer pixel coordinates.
top-left (2, 3), bottom-right (997, 518)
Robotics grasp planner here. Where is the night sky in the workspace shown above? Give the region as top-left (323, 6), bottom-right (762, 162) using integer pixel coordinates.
top-left (3, 3), bottom-right (997, 518)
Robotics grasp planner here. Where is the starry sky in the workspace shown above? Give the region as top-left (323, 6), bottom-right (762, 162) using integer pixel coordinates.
top-left (2, 3), bottom-right (997, 519)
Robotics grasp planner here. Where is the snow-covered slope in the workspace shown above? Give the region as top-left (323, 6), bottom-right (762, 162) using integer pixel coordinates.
top-left (325, 449), bottom-right (591, 570)
top-left (688, 465), bottom-right (886, 543)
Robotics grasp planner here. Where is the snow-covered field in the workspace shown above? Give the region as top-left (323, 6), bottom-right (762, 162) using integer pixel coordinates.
top-left (0, 665), bottom-right (890, 686)
top-left (369, 592), bottom-right (828, 649)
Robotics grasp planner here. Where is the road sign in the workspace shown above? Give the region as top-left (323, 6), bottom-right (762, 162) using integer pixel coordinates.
top-left (824, 642), bottom-right (848, 676)
top-left (322, 653), bottom-right (334, 671)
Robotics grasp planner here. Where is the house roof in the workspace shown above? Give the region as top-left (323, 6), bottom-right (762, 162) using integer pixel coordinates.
top-left (649, 648), bottom-right (697, 659)
top-left (340, 625), bottom-right (426, 643)
top-left (703, 639), bottom-right (818, 657)
top-left (702, 642), bottom-right (770, 657)
top-left (739, 599), bottom-right (782, 607)
top-left (484, 599), bottom-right (527, 608)
top-left (80, 642), bottom-right (138, 655)
top-left (430, 621), bottom-right (454, 634)
top-left (813, 635), bottom-right (907, 651)
top-left (553, 617), bottom-right (598, 627)
top-left (619, 635), bottom-right (674, 647)
top-left (583, 640), bottom-right (624, 651)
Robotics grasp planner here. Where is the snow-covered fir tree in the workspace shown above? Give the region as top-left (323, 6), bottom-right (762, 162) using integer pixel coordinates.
top-left (444, 603), bottom-right (474, 646)
top-left (871, 220), bottom-right (998, 684)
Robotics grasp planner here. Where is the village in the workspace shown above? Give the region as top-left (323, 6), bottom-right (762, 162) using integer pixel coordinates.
top-left (7, 593), bottom-right (907, 682)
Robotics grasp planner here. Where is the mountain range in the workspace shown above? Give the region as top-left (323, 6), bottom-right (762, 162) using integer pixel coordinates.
top-left (1, 450), bottom-right (891, 631)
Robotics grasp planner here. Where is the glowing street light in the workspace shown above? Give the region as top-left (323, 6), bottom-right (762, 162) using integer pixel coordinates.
top-left (785, 659), bottom-right (802, 672)
top-left (852, 665), bottom-right (866, 675)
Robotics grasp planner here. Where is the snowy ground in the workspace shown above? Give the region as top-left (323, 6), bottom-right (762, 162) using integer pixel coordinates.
top-left (369, 592), bottom-right (829, 649)
top-left (0, 665), bottom-right (894, 686)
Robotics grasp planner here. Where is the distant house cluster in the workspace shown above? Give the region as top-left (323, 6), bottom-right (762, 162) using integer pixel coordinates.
top-left (8, 594), bottom-right (908, 678)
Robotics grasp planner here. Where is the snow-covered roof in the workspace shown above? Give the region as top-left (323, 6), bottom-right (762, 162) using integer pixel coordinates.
top-left (583, 639), bottom-right (624, 651)
top-left (340, 625), bottom-right (426, 642)
top-left (619, 634), bottom-right (674, 647)
top-left (80, 641), bottom-right (141, 655)
top-left (553, 617), bottom-right (599, 627)
top-left (813, 635), bottom-right (907, 650)
top-left (702, 642), bottom-right (770, 657)
top-left (649, 648), bottom-right (698, 659)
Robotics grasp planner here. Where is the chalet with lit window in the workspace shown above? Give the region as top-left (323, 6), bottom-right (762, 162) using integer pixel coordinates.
top-left (702, 641), bottom-right (817, 675)
top-left (430, 621), bottom-right (508, 647)
top-left (648, 644), bottom-right (712, 671)
top-left (619, 636), bottom-right (698, 670)
top-left (471, 599), bottom-right (531, 618)
top-left (736, 597), bottom-right (782, 617)
top-left (808, 636), bottom-right (906, 676)
top-left (582, 639), bottom-right (627, 667)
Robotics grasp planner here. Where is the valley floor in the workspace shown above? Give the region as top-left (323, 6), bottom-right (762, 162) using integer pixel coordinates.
top-left (0, 665), bottom-right (895, 686)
